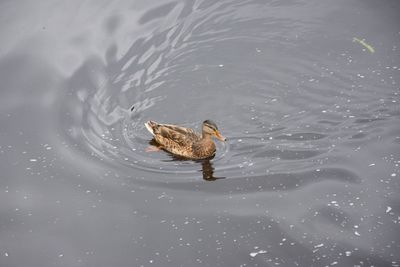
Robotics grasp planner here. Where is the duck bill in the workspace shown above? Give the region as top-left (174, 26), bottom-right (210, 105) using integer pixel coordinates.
top-left (215, 130), bottom-right (226, 141)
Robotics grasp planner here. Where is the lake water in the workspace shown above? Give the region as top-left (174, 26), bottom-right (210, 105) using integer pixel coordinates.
top-left (1, 0), bottom-right (399, 266)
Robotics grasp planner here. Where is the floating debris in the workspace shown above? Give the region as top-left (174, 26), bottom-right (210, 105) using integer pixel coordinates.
top-left (250, 250), bottom-right (267, 257)
top-left (130, 105), bottom-right (135, 112)
top-left (314, 243), bottom-right (324, 248)
top-left (353, 37), bottom-right (375, 53)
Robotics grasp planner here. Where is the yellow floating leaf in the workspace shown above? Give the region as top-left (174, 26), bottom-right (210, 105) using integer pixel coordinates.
top-left (353, 37), bottom-right (375, 53)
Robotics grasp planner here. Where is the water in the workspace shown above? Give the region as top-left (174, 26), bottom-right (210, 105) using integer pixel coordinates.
top-left (1, 0), bottom-right (399, 266)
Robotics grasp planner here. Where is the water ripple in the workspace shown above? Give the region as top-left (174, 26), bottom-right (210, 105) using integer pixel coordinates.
top-left (55, 0), bottom-right (381, 187)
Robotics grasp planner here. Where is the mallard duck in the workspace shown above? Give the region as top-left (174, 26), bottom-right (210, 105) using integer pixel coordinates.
top-left (144, 120), bottom-right (226, 159)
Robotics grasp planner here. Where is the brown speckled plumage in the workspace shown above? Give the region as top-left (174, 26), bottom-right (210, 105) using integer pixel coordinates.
top-left (145, 120), bottom-right (226, 159)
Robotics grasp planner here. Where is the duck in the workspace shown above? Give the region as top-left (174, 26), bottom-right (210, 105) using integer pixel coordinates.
top-left (144, 120), bottom-right (226, 159)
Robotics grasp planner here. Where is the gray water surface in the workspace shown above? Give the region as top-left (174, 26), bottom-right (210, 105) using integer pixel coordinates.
top-left (1, 0), bottom-right (400, 266)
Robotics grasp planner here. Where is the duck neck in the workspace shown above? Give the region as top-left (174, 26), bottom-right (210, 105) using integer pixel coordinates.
top-left (193, 132), bottom-right (216, 158)
top-left (202, 132), bottom-right (212, 140)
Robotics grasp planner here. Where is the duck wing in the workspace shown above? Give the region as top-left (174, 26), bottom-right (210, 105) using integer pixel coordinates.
top-left (146, 121), bottom-right (200, 147)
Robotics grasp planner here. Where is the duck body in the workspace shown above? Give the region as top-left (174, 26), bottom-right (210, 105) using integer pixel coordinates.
top-left (145, 120), bottom-right (225, 160)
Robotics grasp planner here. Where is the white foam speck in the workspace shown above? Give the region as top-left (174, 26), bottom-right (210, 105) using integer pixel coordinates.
top-left (345, 251), bottom-right (352, 256)
top-left (368, 163), bottom-right (375, 167)
top-left (314, 243), bottom-right (324, 248)
top-left (250, 250), bottom-right (267, 257)
top-left (4, 252), bottom-right (8, 257)
top-left (29, 159), bottom-right (37, 162)
top-left (386, 206), bottom-right (392, 213)
top-left (391, 173), bottom-right (396, 177)
top-left (354, 231), bottom-right (360, 236)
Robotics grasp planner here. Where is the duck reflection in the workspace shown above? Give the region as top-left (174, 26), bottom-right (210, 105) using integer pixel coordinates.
top-left (198, 158), bottom-right (225, 181)
top-left (148, 139), bottom-right (225, 181)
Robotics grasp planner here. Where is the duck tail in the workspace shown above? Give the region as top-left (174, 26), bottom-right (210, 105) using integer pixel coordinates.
top-left (144, 121), bottom-right (157, 136)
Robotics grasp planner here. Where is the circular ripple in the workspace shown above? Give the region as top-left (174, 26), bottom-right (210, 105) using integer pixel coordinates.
top-left (57, 0), bottom-right (385, 183)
